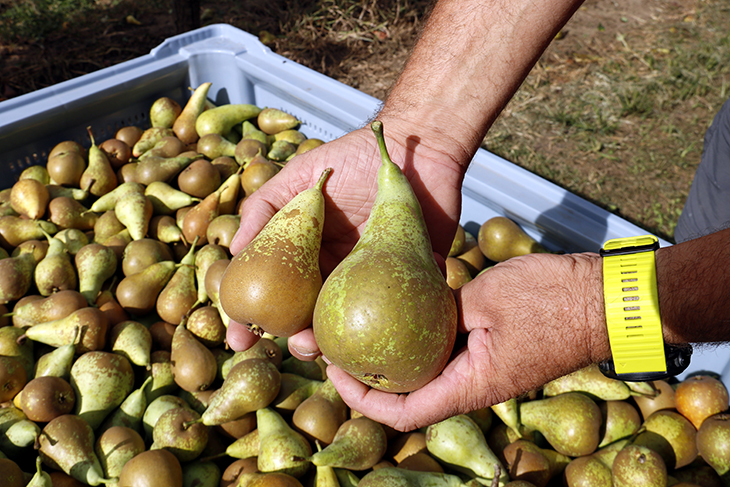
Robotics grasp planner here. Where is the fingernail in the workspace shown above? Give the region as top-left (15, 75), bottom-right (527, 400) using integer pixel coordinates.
top-left (320, 355), bottom-right (332, 365)
top-left (291, 344), bottom-right (319, 359)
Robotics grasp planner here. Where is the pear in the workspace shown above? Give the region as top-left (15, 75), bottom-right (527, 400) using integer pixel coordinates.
top-left (135, 153), bottom-right (205, 186)
top-left (10, 288), bottom-right (87, 328)
top-left (0, 458), bottom-right (26, 487)
top-left (170, 318), bottom-right (218, 392)
top-left (198, 133), bottom-right (238, 159)
top-left (151, 406), bottom-right (208, 462)
top-left (143, 394), bottom-right (193, 441)
top-left (633, 379), bottom-right (676, 420)
top-left (256, 407), bottom-right (311, 478)
top-left (26, 456), bottom-right (52, 487)
top-left (80, 127), bottom-right (118, 197)
top-left (598, 400), bottom-right (641, 448)
top-left (308, 417), bottom-right (387, 471)
top-left (181, 184), bottom-right (225, 245)
top-left (217, 171), bottom-right (242, 216)
top-left (519, 391), bottom-right (601, 457)
top-left (46, 183), bottom-right (90, 201)
top-left (116, 125), bottom-right (144, 147)
top-left (88, 181), bottom-right (145, 213)
top-left (543, 363), bottom-right (632, 400)
top-left (313, 121), bottom-right (457, 393)
top-left (109, 320), bottom-right (153, 368)
top-left (224, 428), bottom-right (260, 459)
top-left (96, 282), bottom-right (130, 328)
top-left (150, 96), bottom-right (182, 128)
top-left (94, 210), bottom-right (126, 242)
top-left (220, 338), bottom-right (284, 379)
top-left (182, 461), bottom-right (221, 487)
top-left (295, 138), bottom-right (325, 156)
top-left (47, 196), bottom-right (98, 230)
top-left (116, 259), bottom-right (177, 316)
top-left (292, 378), bottom-right (348, 445)
top-left (75, 243), bottom-right (118, 305)
top-left (138, 135), bottom-right (185, 160)
top-left (144, 351), bottom-right (178, 404)
top-left (118, 449), bottom-right (183, 487)
top-left (145, 181), bottom-right (201, 215)
top-left (173, 82), bottom-right (213, 145)
top-left (0, 321), bottom-right (35, 379)
top-left (150, 215), bottom-right (186, 244)
top-left (46, 147), bottom-right (86, 187)
top-left (0, 248), bottom-right (39, 305)
top-left (273, 373), bottom-right (323, 412)
top-left (157, 240), bottom-right (199, 325)
top-left (696, 413), bottom-right (730, 477)
top-left (425, 414), bottom-right (509, 484)
top-left (70, 351), bottom-right (135, 430)
top-left (186, 305), bottom-right (226, 348)
top-left (612, 444), bottom-right (667, 487)
top-left (477, 215), bottom-right (549, 262)
top-left (267, 140), bottom-right (297, 162)
top-left (444, 256), bottom-right (472, 289)
top-left (219, 167), bottom-right (332, 338)
top-left (99, 137), bottom-right (132, 170)
top-left (502, 438), bottom-right (570, 487)
top-left (195, 103), bottom-right (262, 138)
top-left (675, 374), bottom-right (730, 430)
top-left (53, 228), bottom-right (89, 255)
top-left (10, 178), bottom-right (49, 220)
top-left (563, 455), bottom-right (613, 487)
top-left (133, 127), bottom-right (176, 157)
top-left (280, 355), bottom-right (326, 381)
top-left (0, 355), bottom-right (26, 403)
top-left (95, 425), bottom-right (146, 480)
top-left (235, 138), bottom-right (268, 166)
top-left (0, 215), bottom-right (57, 249)
top-left (122, 237), bottom-right (174, 276)
top-left (194, 244), bottom-right (228, 305)
top-left (358, 467), bottom-right (466, 487)
top-left (23, 306), bottom-right (109, 353)
top-left (633, 409), bottom-right (698, 470)
top-left (17, 376), bottom-right (75, 422)
top-left (201, 358), bottom-right (281, 426)
top-left (241, 155), bottom-right (279, 195)
top-left (115, 191), bottom-right (154, 241)
top-left (98, 376), bottom-right (153, 435)
top-left (34, 229), bottom-right (77, 296)
top-left (37, 414), bottom-right (112, 486)
top-left (257, 108), bottom-right (300, 135)
top-left (33, 328), bottom-right (79, 379)
top-left (177, 158), bottom-right (222, 198)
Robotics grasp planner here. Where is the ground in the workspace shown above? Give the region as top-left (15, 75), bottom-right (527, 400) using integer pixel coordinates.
top-left (1, 0), bottom-right (729, 241)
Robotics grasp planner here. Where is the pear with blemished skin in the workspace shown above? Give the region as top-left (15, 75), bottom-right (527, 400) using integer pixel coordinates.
top-left (312, 121), bottom-right (457, 393)
top-left (219, 167), bottom-right (333, 338)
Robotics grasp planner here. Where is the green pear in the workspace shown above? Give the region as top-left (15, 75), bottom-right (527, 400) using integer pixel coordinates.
top-left (0, 417), bottom-right (40, 457)
top-left (477, 215), bottom-right (549, 262)
top-left (157, 240), bottom-right (199, 325)
top-left (697, 413), bottom-right (730, 477)
top-left (598, 400), bottom-right (642, 448)
top-left (0, 215), bottom-right (57, 250)
top-left (98, 376), bottom-right (153, 435)
top-left (132, 127), bottom-right (175, 157)
top-left (519, 392), bottom-right (602, 457)
top-left (612, 444), bottom-right (667, 487)
top-left (219, 167), bottom-right (332, 338)
top-left (150, 215), bottom-right (186, 244)
top-left (425, 414), bottom-right (509, 484)
top-left (151, 406), bottom-right (208, 462)
top-left (33, 334), bottom-right (77, 379)
top-left (220, 338), bottom-right (283, 379)
top-left (53, 228), bottom-right (89, 254)
top-left (308, 417), bottom-right (387, 471)
top-left (145, 181), bottom-right (201, 215)
top-left (563, 455), bottom-right (613, 487)
top-left (224, 428), bottom-right (260, 459)
top-left (26, 456), bottom-right (52, 487)
top-left (198, 133), bottom-right (237, 159)
top-left (502, 438), bottom-right (570, 487)
top-left (256, 407), bottom-right (311, 478)
top-left (358, 467), bottom-right (466, 487)
top-left (75, 243), bottom-right (118, 305)
top-left (201, 358), bottom-right (281, 426)
top-left (313, 121), bottom-right (457, 393)
top-left (0, 317), bottom-right (35, 378)
top-left (195, 103), bottom-right (262, 138)
top-left (193, 243), bottom-right (228, 305)
top-left (135, 153), bottom-right (205, 186)
top-left (144, 351), bottom-right (178, 405)
top-left (182, 460), bottom-right (221, 487)
top-left (34, 229), bottom-right (77, 296)
top-left (38, 414), bottom-right (111, 486)
top-left (257, 107), bottom-right (300, 135)
top-left (273, 373), bottom-right (323, 412)
top-left (633, 409), bottom-right (698, 470)
top-left (88, 181), bottom-right (145, 213)
top-left (115, 191), bottom-right (153, 241)
top-left (23, 306), bottom-right (109, 353)
top-left (80, 126), bottom-right (118, 197)
top-left (491, 397), bottom-right (522, 438)
top-left (70, 351), bottom-right (135, 430)
top-left (543, 363), bottom-right (632, 400)
top-left (143, 394), bottom-right (193, 442)
top-left (109, 320), bottom-right (152, 368)
top-left (150, 96), bottom-right (182, 129)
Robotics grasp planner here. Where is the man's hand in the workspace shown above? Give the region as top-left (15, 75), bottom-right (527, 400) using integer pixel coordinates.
top-left (226, 120), bottom-right (467, 355)
top-left (326, 251), bottom-right (609, 432)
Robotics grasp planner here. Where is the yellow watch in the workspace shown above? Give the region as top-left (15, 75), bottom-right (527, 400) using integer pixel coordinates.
top-left (598, 235), bottom-right (692, 381)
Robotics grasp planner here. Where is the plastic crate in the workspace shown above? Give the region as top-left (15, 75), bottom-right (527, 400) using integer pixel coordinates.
top-left (0, 23), bottom-right (723, 381)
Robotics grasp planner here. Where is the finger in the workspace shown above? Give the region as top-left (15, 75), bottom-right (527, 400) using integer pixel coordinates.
top-left (287, 328), bottom-right (321, 360)
top-left (230, 197), bottom-right (280, 255)
top-left (226, 320), bottom-right (261, 351)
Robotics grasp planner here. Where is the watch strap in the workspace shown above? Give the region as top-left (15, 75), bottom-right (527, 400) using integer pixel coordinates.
top-left (601, 235), bottom-right (666, 375)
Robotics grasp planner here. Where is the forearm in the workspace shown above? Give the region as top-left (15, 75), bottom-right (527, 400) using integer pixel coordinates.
top-left (379, 0), bottom-right (586, 167)
top-left (657, 227), bottom-right (730, 345)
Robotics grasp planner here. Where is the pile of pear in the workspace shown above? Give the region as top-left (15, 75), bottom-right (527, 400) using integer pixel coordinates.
top-left (0, 81), bottom-right (729, 487)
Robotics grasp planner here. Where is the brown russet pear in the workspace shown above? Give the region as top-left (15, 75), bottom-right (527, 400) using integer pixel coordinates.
top-left (47, 143), bottom-right (86, 187)
top-left (99, 137), bottom-right (132, 169)
top-left (18, 375), bottom-right (75, 422)
top-left (95, 426), bottom-right (146, 480)
top-left (80, 127), bottom-right (118, 197)
top-left (313, 121), bottom-right (457, 393)
top-left (135, 153), bottom-right (204, 186)
top-left (675, 374), bottom-right (730, 430)
top-left (47, 196), bottom-right (98, 231)
top-left (0, 246), bottom-right (38, 304)
top-left (181, 183), bottom-right (228, 246)
top-left (219, 167), bottom-right (332, 338)
top-left (0, 355), bottom-right (26, 403)
top-left (118, 448), bottom-right (183, 487)
top-left (23, 306), bottom-right (109, 353)
top-left (292, 378), bottom-right (348, 446)
top-left (198, 133), bottom-right (238, 159)
top-left (115, 125), bottom-right (144, 147)
top-left (38, 414), bottom-right (112, 486)
top-left (122, 237), bottom-right (174, 276)
top-left (477, 215), bottom-right (549, 262)
top-left (502, 438), bottom-right (571, 487)
top-left (10, 289), bottom-right (87, 328)
top-left (241, 154), bottom-right (279, 195)
top-left (10, 178), bottom-right (49, 220)
top-left (170, 318), bottom-right (217, 392)
top-left (116, 259), bottom-right (177, 315)
top-left (177, 158), bottom-right (221, 198)
top-left (173, 82), bottom-right (213, 145)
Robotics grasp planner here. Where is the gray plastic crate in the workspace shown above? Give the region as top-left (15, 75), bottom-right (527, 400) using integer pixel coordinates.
top-left (0, 23), bottom-right (722, 380)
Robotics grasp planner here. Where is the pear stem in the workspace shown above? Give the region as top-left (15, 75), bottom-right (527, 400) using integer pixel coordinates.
top-left (490, 465), bottom-right (501, 487)
top-left (315, 167), bottom-right (333, 192)
top-left (182, 418), bottom-right (203, 430)
top-left (370, 120), bottom-right (393, 168)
